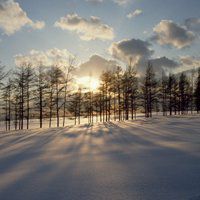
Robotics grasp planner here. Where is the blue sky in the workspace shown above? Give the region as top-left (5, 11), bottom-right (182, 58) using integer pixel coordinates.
top-left (0, 0), bottom-right (200, 75)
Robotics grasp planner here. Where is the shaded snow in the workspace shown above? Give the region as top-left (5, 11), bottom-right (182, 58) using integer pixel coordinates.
top-left (0, 116), bottom-right (200, 200)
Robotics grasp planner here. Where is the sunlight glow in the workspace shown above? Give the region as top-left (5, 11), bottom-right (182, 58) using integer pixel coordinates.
top-left (76, 76), bottom-right (100, 91)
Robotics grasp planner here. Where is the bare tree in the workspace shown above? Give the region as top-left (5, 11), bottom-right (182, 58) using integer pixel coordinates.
top-left (179, 73), bottom-right (190, 115)
top-left (2, 78), bottom-right (12, 131)
top-left (62, 57), bottom-right (75, 127)
top-left (68, 87), bottom-right (82, 125)
top-left (141, 62), bottom-right (157, 118)
top-left (24, 64), bottom-right (35, 129)
top-left (46, 66), bottom-right (64, 127)
top-left (35, 65), bottom-right (48, 128)
top-left (14, 65), bottom-right (26, 129)
top-left (195, 68), bottom-right (200, 113)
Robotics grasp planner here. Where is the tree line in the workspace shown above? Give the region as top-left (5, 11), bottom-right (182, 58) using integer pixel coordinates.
top-left (0, 60), bottom-right (200, 131)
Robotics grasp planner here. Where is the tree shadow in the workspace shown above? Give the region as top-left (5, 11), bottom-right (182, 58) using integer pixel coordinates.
top-left (0, 120), bottom-right (200, 200)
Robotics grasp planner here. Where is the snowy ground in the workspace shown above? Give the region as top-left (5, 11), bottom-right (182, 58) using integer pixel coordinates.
top-left (0, 116), bottom-right (200, 200)
top-left (0, 113), bottom-right (147, 131)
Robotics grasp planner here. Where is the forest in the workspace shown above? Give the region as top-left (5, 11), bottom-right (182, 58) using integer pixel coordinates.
top-left (0, 60), bottom-right (200, 131)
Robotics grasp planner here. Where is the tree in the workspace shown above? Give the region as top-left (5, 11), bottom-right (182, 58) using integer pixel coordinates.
top-left (46, 67), bottom-right (56, 128)
top-left (128, 64), bottom-right (138, 120)
top-left (35, 65), bottom-right (48, 128)
top-left (0, 63), bottom-right (9, 88)
top-left (46, 66), bottom-right (64, 128)
top-left (142, 62), bottom-right (157, 118)
top-left (0, 64), bottom-right (10, 130)
top-left (68, 88), bottom-right (82, 125)
top-left (122, 63), bottom-right (138, 120)
top-left (13, 89), bottom-right (20, 130)
top-left (195, 68), bottom-right (200, 113)
top-left (54, 66), bottom-right (64, 127)
top-left (179, 73), bottom-right (190, 114)
top-left (14, 65), bottom-right (26, 129)
top-left (122, 67), bottom-right (130, 120)
top-left (24, 64), bottom-right (35, 129)
top-left (167, 73), bottom-right (175, 116)
top-left (189, 69), bottom-right (195, 114)
top-left (100, 71), bottom-right (110, 122)
top-left (62, 57), bottom-right (75, 127)
top-left (2, 79), bottom-right (12, 131)
top-left (161, 72), bottom-right (168, 116)
top-left (114, 66), bottom-right (123, 121)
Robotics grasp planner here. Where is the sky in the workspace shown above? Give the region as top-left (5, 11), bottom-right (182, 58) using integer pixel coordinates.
top-left (0, 0), bottom-right (200, 77)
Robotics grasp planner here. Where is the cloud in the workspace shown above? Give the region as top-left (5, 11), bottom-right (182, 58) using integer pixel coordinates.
top-left (29, 21), bottom-right (45, 30)
top-left (109, 38), bottom-right (154, 65)
top-left (75, 55), bottom-right (118, 78)
top-left (180, 55), bottom-right (200, 67)
top-left (149, 55), bottom-right (200, 75)
top-left (109, 38), bottom-right (182, 75)
top-left (113, 0), bottom-right (130, 5)
top-left (152, 20), bottom-right (195, 49)
top-left (85, 0), bottom-right (130, 6)
top-left (14, 48), bottom-right (73, 67)
top-left (185, 18), bottom-right (200, 34)
top-left (0, 0), bottom-right (45, 35)
top-left (170, 55), bottom-right (200, 73)
top-left (150, 56), bottom-right (179, 74)
top-left (55, 13), bottom-right (114, 41)
top-left (86, 0), bottom-right (103, 4)
top-left (127, 9), bottom-right (142, 19)
top-left (150, 56), bottom-right (178, 69)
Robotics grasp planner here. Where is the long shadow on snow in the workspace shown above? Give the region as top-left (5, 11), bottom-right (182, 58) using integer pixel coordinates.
top-left (0, 128), bottom-right (64, 173)
top-left (0, 121), bottom-right (200, 200)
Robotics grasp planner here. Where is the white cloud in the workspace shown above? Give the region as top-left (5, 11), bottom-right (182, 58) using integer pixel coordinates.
top-left (127, 9), bottom-right (142, 19)
top-left (152, 20), bottom-right (195, 49)
top-left (0, 0), bottom-right (45, 35)
top-left (143, 30), bottom-right (148, 34)
top-left (55, 13), bottom-right (114, 41)
top-left (85, 0), bottom-right (130, 6)
top-left (113, 0), bottom-right (130, 5)
top-left (14, 48), bottom-right (74, 67)
top-left (29, 21), bottom-right (45, 30)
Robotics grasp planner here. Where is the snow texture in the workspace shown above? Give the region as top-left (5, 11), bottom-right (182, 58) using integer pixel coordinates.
top-left (0, 116), bottom-right (200, 200)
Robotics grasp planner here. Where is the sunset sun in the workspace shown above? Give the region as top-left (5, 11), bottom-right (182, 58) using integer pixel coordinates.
top-left (76, 76), bottom-right (100, 91)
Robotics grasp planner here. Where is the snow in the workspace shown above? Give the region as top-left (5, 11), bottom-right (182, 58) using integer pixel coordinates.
top-left (0, 116), bottom-right (200, 200)
top-left (0, 113), bottom-right (147, 131)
